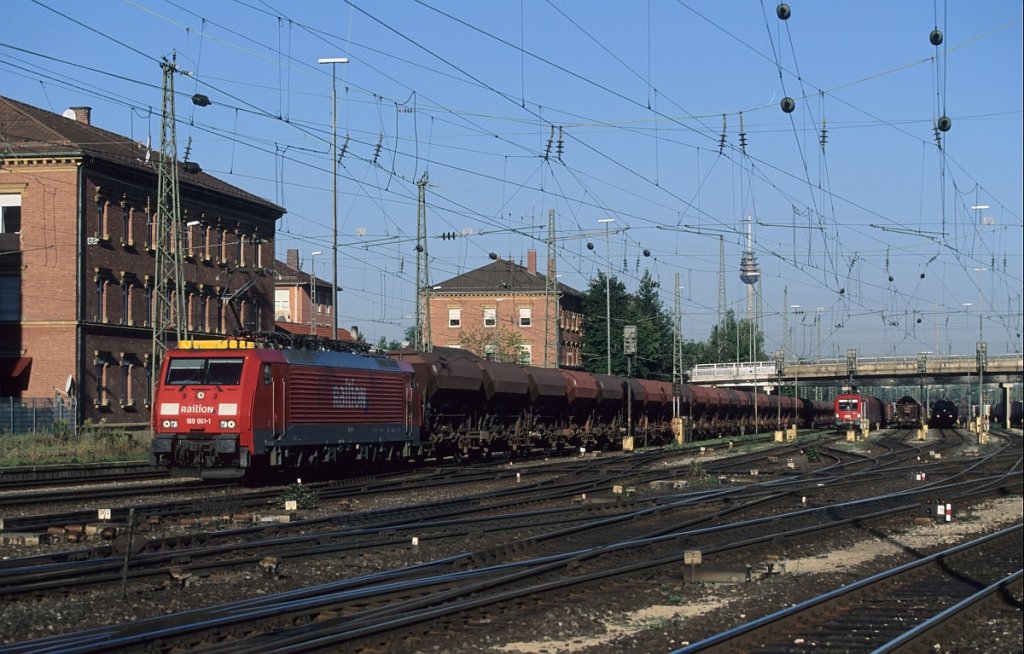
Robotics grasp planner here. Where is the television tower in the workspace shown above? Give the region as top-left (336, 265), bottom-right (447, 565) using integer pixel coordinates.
top-left (739, 213), bottom-right (760, 321)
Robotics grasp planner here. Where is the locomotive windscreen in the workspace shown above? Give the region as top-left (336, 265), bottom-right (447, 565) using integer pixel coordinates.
top-left (837, 398), bottom-right (858, 411)
top-left (165, 357), bottom-right (245, 386)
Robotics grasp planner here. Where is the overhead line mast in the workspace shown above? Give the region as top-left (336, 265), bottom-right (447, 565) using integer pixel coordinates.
top-left (151, 54), bottom-right (188, 402)
top-left (416, 171), bottom-right (431, 352)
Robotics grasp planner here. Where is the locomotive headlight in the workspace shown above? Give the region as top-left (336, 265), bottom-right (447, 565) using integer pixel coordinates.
top-left (219, 419), bottom-right (236, 429)
top-left (162, 419), bottom-right (179, 429)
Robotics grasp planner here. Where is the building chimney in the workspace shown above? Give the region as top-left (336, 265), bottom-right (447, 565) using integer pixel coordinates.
top-left (69, 106), bottom-right (92, 125)
top-left (287, 248), bottom-right (299, 270)
top-left (527, 249), bottom-right (537, 274)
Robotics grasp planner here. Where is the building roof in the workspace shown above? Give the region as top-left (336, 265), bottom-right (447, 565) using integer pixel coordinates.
top-left (432, 257), bottom-right (581, 298)
top-left (272, 253), bottom-right (332, 291)
top-left (0, 94), bottom-right (283, 214)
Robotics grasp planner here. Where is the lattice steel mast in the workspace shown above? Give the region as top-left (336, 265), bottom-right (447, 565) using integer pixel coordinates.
top-left (151, 54), bottom-right (188, 400)
top-left (415, 171), bottom-right (431, 351)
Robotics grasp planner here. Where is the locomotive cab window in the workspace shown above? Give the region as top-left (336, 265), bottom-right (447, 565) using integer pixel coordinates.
top-left (166, 357), bottom-right (244, 386)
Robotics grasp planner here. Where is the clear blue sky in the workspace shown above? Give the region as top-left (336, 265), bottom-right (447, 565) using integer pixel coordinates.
top-left (3, 1), bottom-right (1021, 359)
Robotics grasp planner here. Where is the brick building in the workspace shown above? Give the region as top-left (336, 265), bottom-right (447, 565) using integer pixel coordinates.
top-left (0, 95), bottom-right (284, 426)
top-left (426, 250), bottom-right (584, 368)
top-left (272, 248), bottom-right (356, 341)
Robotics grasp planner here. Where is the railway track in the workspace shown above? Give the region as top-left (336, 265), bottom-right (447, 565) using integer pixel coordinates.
top-left (0, 461), bottom-right (164, 490)
top-left (674, 525), bottom-right (1023, 653)
top-left (0, 429), bottom-right (1019, 653)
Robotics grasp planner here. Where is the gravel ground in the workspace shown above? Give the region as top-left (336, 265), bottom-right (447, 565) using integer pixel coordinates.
top-left (1, 458), bottom-right (1021, 652)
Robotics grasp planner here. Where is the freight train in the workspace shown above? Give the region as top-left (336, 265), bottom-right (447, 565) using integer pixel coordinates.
top-left (150, 339), bottom-right (832, 479)
top-left (928, 398), bottom-right (959, 429)
top-left (834, 392), bottom-right (886, 432)
top-left (891, 395), bottom-right (923, 429)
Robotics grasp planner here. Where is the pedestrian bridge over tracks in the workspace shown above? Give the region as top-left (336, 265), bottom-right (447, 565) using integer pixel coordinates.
top-left (690, 353), bottom-right (1023, 388)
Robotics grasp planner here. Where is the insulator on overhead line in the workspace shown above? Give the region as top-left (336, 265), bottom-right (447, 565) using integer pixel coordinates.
top-left (930, 29), bottom-right (943, 46)
top-left (781, 97), bottom-right (796, 114)
top-left (937, 116), bottom-right (952, 132)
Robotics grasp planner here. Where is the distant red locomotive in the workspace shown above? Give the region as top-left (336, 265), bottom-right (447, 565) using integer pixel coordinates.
top-left (834, 392), bottom-right (886, 432)
top-left (151, 339), bottom-right (833, 479)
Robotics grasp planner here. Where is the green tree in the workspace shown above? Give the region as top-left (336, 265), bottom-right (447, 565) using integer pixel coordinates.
top-left (374, 335), bottom-right (404, 351)
top-left (706, 310), bottom-right (766, 363)
top-left (581, 271), bottom-right (630, 374)
top-left (627, 270), bottom-right (674, 380)
top-left (457, 326), bottom-right (526, 363)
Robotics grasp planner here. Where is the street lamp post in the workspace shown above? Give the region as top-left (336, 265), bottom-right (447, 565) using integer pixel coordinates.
top-left (789, 305), bottom-right (800, 359)
top-left (310, 251), bottom-right (322, 335)
top-left (774, 349), bottom-right (785, 431)
top-left (598, 218), bottom-right (615, 374)
top-left (962, 302), bottom-right (972, 416)
top-left (318, 56), bottom-right (349, 341)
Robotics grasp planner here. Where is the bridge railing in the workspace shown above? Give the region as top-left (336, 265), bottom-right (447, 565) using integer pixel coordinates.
top-left (690, 353), bottom-right (1023, 384)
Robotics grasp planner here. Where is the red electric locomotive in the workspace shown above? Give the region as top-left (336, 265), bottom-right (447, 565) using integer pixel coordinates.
top-left (833, 392), bottom-right (885, 432)
top-left (150, 341), bottom-right (420, 478)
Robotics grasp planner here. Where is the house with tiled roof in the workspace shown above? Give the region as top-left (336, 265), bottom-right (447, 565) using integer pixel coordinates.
top-left (272, 248), bottom-right (356, 341)
top-left (0, 94), bottom-right (284, 427)
top-left (426, 250), bottom-right (584, 368)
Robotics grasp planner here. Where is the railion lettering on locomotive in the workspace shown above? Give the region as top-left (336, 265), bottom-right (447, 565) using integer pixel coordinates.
top-left (332, 380), bottom-right (369, 410)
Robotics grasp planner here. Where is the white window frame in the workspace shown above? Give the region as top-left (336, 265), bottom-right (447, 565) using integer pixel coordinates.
top-left (0, 193), bottom-right (22, 234)
top-left (483, 307), bottom-right (496, 328)
top-left (518, 307), bottom-right (532, 327)
top-left (448, 308), bottom-right (461, 328)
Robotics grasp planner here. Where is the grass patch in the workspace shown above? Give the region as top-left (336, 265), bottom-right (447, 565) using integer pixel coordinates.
top-left (0, 421), bottom-right (152, 466)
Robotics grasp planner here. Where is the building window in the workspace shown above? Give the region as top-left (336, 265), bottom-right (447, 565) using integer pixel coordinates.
top-left (203, 226), bottom-right (212, 261)
top-left (120, 198), bottom-right (132, 246)
top-left (185, 219), bottom-right (198, 260)
top-left (145, 202), bottom-right (155, 251)
top-left (215, 297), bottom-right (224, 333)
top-left (274, 289), bottom-right (290, 322)
top-left (120, 359), bottom-right (136, 408)
top-left (121, 282), bottom-right (130, 325)
top-left (0, 276), bottom-right (19, 320)
top-left (143, 354), bottom-right (152, 407)
top-left (187, 292), bottom-right (197, 332)
top-left (518, 344), bottom-right (532, 365)
top-left (448, 308), bottom-right (461, 328)
top-left (221, 229), bottom-right (230, 264)
top-left (144, 284), bottom-right (153, 327)
top-left (1, 193), bottom-right (22, 233)
top-left (96, 198), bottom-right (110, 240)
top-left (94, 355), bottom-right (111, 408)
top-left (519, 307), bottom-right (532, 327)
top-left (483, 307), bottom-right (496, 328)
top-left (94, 273), bottom-right (112, 323)
top-left (203, 294), bottom-right (214, 331)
